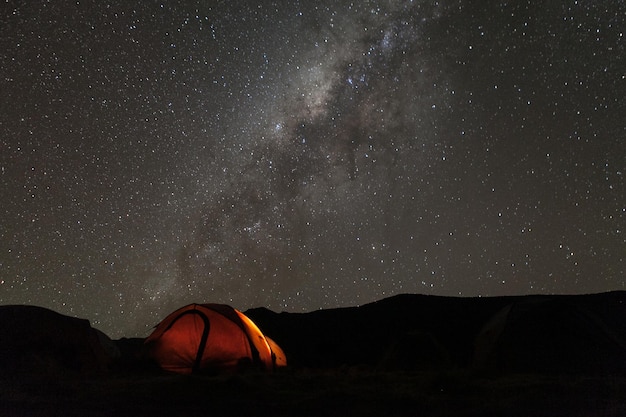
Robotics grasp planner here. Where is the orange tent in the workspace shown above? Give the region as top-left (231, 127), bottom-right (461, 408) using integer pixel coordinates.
top-left (143, 303), bottom-right (286, 374)
top-left (266, 336), bottom-right (287, 367)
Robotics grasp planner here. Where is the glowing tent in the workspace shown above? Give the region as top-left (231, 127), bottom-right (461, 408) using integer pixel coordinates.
top-left (143, 303), bottom-right (286, 374)
top-left (266, 336), bottom-right (288, 367)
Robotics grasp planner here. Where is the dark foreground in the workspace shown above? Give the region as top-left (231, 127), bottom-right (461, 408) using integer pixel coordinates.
top-left (2, 370), bottom-right (625, 417)
top-left (2, 292), bottom-right (625, 416)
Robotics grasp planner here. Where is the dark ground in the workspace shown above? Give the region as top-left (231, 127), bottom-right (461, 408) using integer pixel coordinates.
top-left (1, 369), bottom-right (625, 417)
top-left (2, 292), bottom-right (625, 416)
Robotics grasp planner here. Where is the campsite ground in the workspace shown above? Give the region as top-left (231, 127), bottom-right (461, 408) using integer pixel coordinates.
top-left (2, 293), bottom-right (625, 416)
top-left (2, 369), bottom-right (625, 417)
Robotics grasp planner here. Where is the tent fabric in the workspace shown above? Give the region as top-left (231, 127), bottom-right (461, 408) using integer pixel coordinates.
top-left (143, 304), bottom-right (285, 374)
top-left (266, 336), bottom-right (287, 367)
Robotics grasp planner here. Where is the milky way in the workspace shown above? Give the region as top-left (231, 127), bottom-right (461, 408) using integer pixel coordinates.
top-left (1, 1), bottom-right (624, 337)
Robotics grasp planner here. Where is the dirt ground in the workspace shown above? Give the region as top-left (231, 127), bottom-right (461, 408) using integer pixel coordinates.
top-left (2, 369), bottom-right (625, 417)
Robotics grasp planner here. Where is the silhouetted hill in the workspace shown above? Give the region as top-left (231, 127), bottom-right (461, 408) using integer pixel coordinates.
top-left (246, 291), bottom-right (626, 375)
top-left (0, 305), bottom-right (116, 379)
top-left (1, 292), bottom-right (625, 416)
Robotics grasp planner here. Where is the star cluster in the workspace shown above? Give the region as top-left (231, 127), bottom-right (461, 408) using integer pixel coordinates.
top-left (1, 1), bottom-right (624, 337)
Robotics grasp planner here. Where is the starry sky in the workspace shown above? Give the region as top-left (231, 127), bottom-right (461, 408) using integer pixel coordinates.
top-left (1, 0), bottom-right (624, 338)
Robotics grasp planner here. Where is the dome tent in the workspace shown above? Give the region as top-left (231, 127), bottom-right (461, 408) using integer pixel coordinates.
top-left (265, 336), bottom-right (287, 367)
top-left (143, 303), bottom-right (285, 374)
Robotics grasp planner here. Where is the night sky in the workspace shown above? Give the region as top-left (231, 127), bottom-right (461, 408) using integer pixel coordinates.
top-left (1, 1), bottom-right (624, 338)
